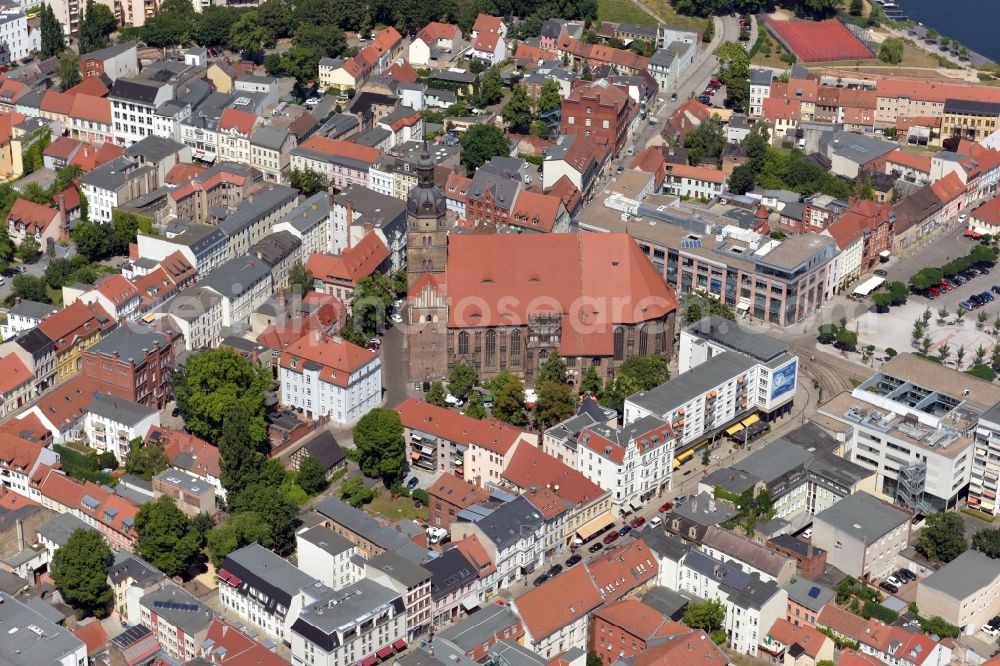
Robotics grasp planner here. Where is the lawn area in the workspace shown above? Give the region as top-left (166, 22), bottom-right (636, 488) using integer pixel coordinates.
top-left (750, 32), bottom-right (793, 68)
top-left (598, 0), bottom-right (657, 26)
top-left (368, 491), bottom-right (429, 522)
top-left (637, 0), bottom-right (708, 33)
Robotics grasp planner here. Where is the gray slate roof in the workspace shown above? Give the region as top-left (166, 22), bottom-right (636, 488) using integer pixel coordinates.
top-left (87, 393), bottom-right (157, 426)
top-left (8, 299), bottom-right (55, 320)
top-left (684, 316), bottom-right (790, 362)
top-left (783, 576), bottom-right (834, 613)
top-left (367, 550), bottom-right (432, 587)
top-left (627, 351), bottom-right (756, 416)
top-left (813, 492), bottom-right (909, 544)
top-left (313, 496), bottom-right (430, 562)
top-left (139, 585), bottom-right (213, 636)
top-left (0, 592), bottom-right (84, 665)
top-left (88, 324), bottom-right (170, 364)
top-left (36, 513), bottom-right (93, 548)
top-left (297, 525), bottom-right (355, 557)
top-left (277, 192), bottom-right (330, 233)
top-left (437, 604), bottom-right (520, 651)
top-left (919, 549), bottom-right (1000, 601)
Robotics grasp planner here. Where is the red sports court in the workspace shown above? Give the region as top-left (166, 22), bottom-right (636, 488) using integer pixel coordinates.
top-left (765, 17), bottom-right (874, 63)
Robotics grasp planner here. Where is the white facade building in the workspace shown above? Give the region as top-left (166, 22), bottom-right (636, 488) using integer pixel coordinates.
top-left (109, 78), bottom-right (174, 146)
top-left (295, 526), bottom-right (364, 591)
top-left (0, 5), bottom-right (38, 63)
top-left (83, 394), bottom-right (160, 463)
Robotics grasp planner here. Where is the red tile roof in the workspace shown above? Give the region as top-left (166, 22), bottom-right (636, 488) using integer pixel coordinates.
top-left (7, 198), bottom-right (58, 234)
top-left (0, 354), bottom-right (32, 395)
top-left (73, 621), bottom-right (109, 657)
top-left (278, 332), bottom-right (376, 388)
top-left (218, 108), bottom-right (256, 135)
top-left (40, 90), bottom-right (75, 116)
top-left (37, 300), bottom-right (114, 354)
top-left (69, 94), bottom-right (112, 124)
top-left (396, 398), bottom-right (528, 456)
top-left (44, 136), bottom-right (82, 160)
top-left (838, 650), bottom-right (889, 666)
top-left (256, 299), bottom-right (343, 350)
top-left (165, 162), bottom-right (207, 185)
top-left (633, 630), bottom-right (728, 666)
top-left (66, 76), bottom-right (111, 97)
top-left (298, 135), bottom-right (380, 165)
top-left (766, 619), bottom-right (830, 659)
top-left (666, 163), bottom-right (726, 184)
top-left (502, 441), bottom-right (606, 505)
top-left (547, 175), bottom-right (582, 214)
top-left (524, 486), bottom-right (566, 519)
top-left (202, 619), bottom-right (289, 665)
top-left (762, 96), bottom-right (801, 122)
top-left (474, 30), bottom-right (502, 54)
top-left (473, 14), bottom-right (502, 34)
top-left (876, 77), bottom-right (1000, 105)
top-left (428, 473), bottom-right (489, 509)
top-left (508, 190), bottom-right (564, 233)
top-left (559, 37), bottom-right (649, 71)
top-left (417, 22), bottom-right (460, 45)
top-left (38, 468), bottom-right (138, 539)
top-left (514, 43), bottom-right (557, 64)
top-left (306, 234), bottom-right (388, 286)
top-left (0, 111), bottom-right (25, 144)
top-left (817, 604), bottom-right (872, 642)
top-left (387, 62), bottom-right (419, 84)
top-left (445, 233), bottom-right (676, 328)
top-left (514, 564), bottom-right (602, 640)
top-left (0, 432), bottom-right (47, 473)
top-left (586, 539), bottom-right (658, 599)
top-left (33, 376), bottom-right (99, 431)
top-left (669, 98), bottom-right (713, 136)
top-left (448, 534), bottom-right (496, 577)
top-left (973, 192), bottom-right (1000, 225)
top-left (95, 274), bottom-right (140, 308)
top-left (885, 149), bottom-right (931, 173)
top-left (594, 599), bottom-right (683, 640)
top-left (69, 142), bottom-right (125, 171)
top-left (149, 426), bottom-right (219, 479)
top-left (930, 171), bottom-right (965, 205)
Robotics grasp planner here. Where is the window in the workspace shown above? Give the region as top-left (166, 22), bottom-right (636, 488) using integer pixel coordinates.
top-left (510, 329), bottom-right (521, 364)
top-left (638, 327), bottom-right (648, 356)
top-left (485, 329), bottom-right (496, 365)
top-left (614, 327), bottom-right (624, 361)
top-left (458, 331), bottom-right (469, 355)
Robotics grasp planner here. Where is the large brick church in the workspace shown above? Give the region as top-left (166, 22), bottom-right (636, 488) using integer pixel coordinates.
top-left (405, 149), bottom-right (678, 386)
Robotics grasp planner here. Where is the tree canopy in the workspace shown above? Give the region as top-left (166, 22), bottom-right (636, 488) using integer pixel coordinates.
top-left (448, 362), bottom-right (478, 399)
top-left (206, 511), bottom-right (273, 568)
top-left (78, 0), bottom-right (116, 54)
top-left (124, 441), bottom-right (170, 480)
top-left (40, 5), bottom-right (64, 59)
top-left (51, 529), bottom-right (113, 618)
top-left (917, 512), bottom-right (968, 563)
top-left (460, 124), bottom-right (511, 171)
top-left (879, 37), bottom-right (904, 65)
top-left (135, 496), bottom-right (201, 577)
top-left (488, 369), bottom-right (527, 426)
top-left (173, 348), bottom-right (271, 444)
top-left (684, 116), bottom-right (726, 167)
top-left (218, 401), bottom-right (269, 499)
top-left (353, 408), bottom-right (405, 482)
top-left (296, 455), bottom-right (329, 495)
top-left (682, 599), bottom-right (725, 631)
top-left (972, 527), bottom-right (1000, 558)
top-left (229, 483), bottom-right (299, 554)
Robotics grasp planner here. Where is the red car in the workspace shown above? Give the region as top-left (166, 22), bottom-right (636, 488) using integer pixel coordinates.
top-left (630, 516), bottom-right (646, 529)
top-left (658, 502), bottom-right (674, 512)
top-left (603, 530), bottom-right (620, 545)
top-left (928, 286), bottom-right (941, 298)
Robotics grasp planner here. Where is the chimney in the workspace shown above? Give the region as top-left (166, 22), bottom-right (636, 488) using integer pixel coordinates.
top-left (278, 290), bottom-right (286, 306)
top-left (691, 499), bottom-right (697, 513)
top-left (15, 519), bottom-right (23, 551)
top-left (807, 543), bottom-right (814, 559)
top-left (57, 192), bottom-right (69, 240)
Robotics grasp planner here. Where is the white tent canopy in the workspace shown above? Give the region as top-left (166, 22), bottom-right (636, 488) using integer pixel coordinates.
top-left (853, 276), bottom-right (886, 297)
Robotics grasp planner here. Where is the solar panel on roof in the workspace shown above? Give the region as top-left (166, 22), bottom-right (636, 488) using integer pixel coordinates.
top-left (808, 586), bottom-right (821, 598)
top-left (681, 239), bottom-right (701, 249)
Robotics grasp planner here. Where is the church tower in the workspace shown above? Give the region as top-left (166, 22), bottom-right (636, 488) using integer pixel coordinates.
top-left (405, 147), bottom-right (448, 286)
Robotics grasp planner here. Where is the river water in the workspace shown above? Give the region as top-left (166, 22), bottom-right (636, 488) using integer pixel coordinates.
top-left (892, 0), bottom-right (1000, 62)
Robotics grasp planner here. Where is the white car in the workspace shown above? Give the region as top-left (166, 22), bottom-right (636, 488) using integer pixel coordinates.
top-left (445, 394), bottom-right (465, 407)
top-left (524, 388), bottom-right (538, 405)
top-left (959, 213), bottom-right (969, 223)
top-left (887, 575), bottom-right (902, 588)
top-left (391, 313), bottom-right (403, 324)
top-left (983, 622), bottom-right (1000, 638)
top-left (802, 527), bottom-right (813, 539)
top-left (305, 97), bottom-right (321, 107)
top-left (650, 516), bottom-right (662, 527)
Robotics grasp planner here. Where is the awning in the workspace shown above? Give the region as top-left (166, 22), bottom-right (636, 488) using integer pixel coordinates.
top-left (576, 511), bottom-right (616, 539)
top-left (393, 639), bottom-right (407, 651)
top-left (410, 452), bottom-right (421, 460)
top-left (737, 297), bottom-right (751, 311)
top-left (965, 229), bottom-right (983, 238)
top-left (227, 575), bottom-right (241, 587)
top-left (675, 448), bottom-right (695, 465)
top-left (362, 655), bottom-right (378, 666)
top-left (725, 422), bottom-right (745, 436)
top-left (628, 499), bottom-right (642, 512)
top-left (852, 275), bottom-right (885, 297)
top-left (377, 646), bottom-right (394, 659)
top-left (741, 414), bottom-right (761, 427)
top-left (217, 569), bottom-right (231, 582)
top-left (461, 597), bottom-right (479, 611)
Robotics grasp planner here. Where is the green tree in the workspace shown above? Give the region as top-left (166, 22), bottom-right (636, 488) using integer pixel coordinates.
top-left (340, 476), bottom-right (376, 506)
top-left (872, 292), bottom-right (893, 312)
top-left (460, 124), bottom-right (510, 171)
top-left (477, 66), bottom-right (504, 106)
top-left (353, 408), bottom-right (405, 481)
top-left (836, 328), bottom-right (858, 352)
top-left (586, 651), bottom-right (603, 666)
top-left (463, 391), bottom-right (487, 419)
top-left (50, 529), bottom-right (113, 618)
top-left (972, 528), bottom-right (1000, 558)
top-left (288, 262), bottom-right (313, 296)
top-left (743, 122), bottom-right (770, 171)
top-left (72, 220), bottom-right (112, 260)
top-left (682, 599), bottom-right (725, 631)
top-left (850, 0), bottom-right (863, 14)
top-left (16, 235), bottom-right (40, 263)
top-left (448, 362), bottom-right (478, 398)
top-left (725, 76), bottom-right (750, 110)
top-left (412, 487), bottom-right (429, 506)
top-left (296, 454), bottom-right (329, 495)
top-left (529, 120), bottom-right (550, 139)
top-left (11, 274), bottom-right (50, 302)
top-left (535, 380), bottom-right (576, 428)
top-left (288, 168), bottom-right (329, 195)
top-left (292, 20), bottom-right (345, 58)
top-left (56, 50), bottom-right (82, 91)
top-left (78, 0), bottom-right (116, 54)
top-left (124, 441), bottom-right (170, 480)
top-left (728, 164), bottom-right (756, 194)
top-left (888, 281), bottom-right (908, 306)
top-left (195, 6), bottom-right (243, 46)
top-left (218, 402), bottom-right (268, 499)
top-left (684, 115), bottom-right (726, 166)
top-left (135, 496), bottom-right (200, 577)
top-left (917, 512), bottom-right (968, 563)
top-left (620, 354), bottom-right (670, 391)
top-left (879, 37), bottom-right (905, 65)
top-left (0, 222), bottom-right (13, 265)
top-left (40, 5), bottom-right (64, 59)
top-left (189, 512), bottom-right (215, 546)
top-left (488, 369), bottom-right (527, 426)
top-left (349, 273), bottom-right (394, 339)
top-left (110, 209), bottom-right (144, 256)
top-left (206, 511), bottom-right (272, 568)
top-left (426, 380), bottom-right (448, 407)
top-left (538, 353), bottom-right (567, 385)
top-left (503, 84), bottom-right (534, 134)
top-left (229, 483), bottom-right (298, 553)
top-left (714, 41), bottom-right (750, 81)
top-left (229, 11), bottom-right (271, 54)
top-left (536, 79), bottom-right (561, 114)
top-left (580, 365), bottom-right (603, 396)
top-left (173, 348), bottom-right (271, 444)
top-left (918, 615), bottom-right (960, 638)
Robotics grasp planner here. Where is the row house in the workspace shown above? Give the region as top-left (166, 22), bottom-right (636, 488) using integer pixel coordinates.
top-left (68, 94), bottom-right (114, 145)
top-left (317, 27), bottom-right (403, 91)
top-left (80, 324), bottom-right (175, 409)
top-left (560, 79), bottom-right (638, 157)
top-left (664, 163), bottom-right (726, 199)
top-left (80, 155), bottom-right (158, 223)
top-left (252, 230), bottom-right (303, 290)
top-left (424, 549), bottom-right (484, 629)
top-left (0, 298), bottom-right (53, 339)
top-left (76, 273), bottom-right (141, 321)
top-left (556, 37), bottom-right (650, 76)
top-left (330, 184), bottom-right (408, 270)
top-left (138, 585), bottom-right (213, 662)
top-left (0, 431), bottom-right (57, 503)
top-left (818, 606), bottom-right (951, 666)
top-left (408, 21), bottom-right (462, 67)
top-left (250, 125), bottom-right (296, 182)
top-left (158, 287), bottom-right (225, 351)
top-left (295, 525), bottom-right (364, 592)
top-left (167, 162), bottom-right (255, 226)
top-left (38, 469), bottom-right (138, 551)
top-left (82, 393), bottom-right (159, 463)
top-left (366, 551), bottom-right (433, 639)
top-left (6, 197), bottom-right (62, 245)
top-left (217, 184), bottom-right (298, 258)
top-left (874, 77), bottom-right (1000, 129)
top-left (305, 232), bottom-right (390, 305)
top-left (37, 299), bottom-right (115, 382)
top-left (885, 149), bottom-right (933, 185)
top-left (146, 426), bottom-right (225, 501)
top-left (272, 192), bottom-right (333, 256)
top-left (199, 255), bottom-right (274, 327)
top-left (291, 135), bottom-right (379, 190)
top-left (109, 78), bottom-right (174, 146)
top-left (0, 327), bottom-right (56, 394)
top-left (0, 353), bottom-right (32, 420)
top-left (216, 107), bottom-right (256, 165)
top-left (821, 199), bottom-right (894, 288)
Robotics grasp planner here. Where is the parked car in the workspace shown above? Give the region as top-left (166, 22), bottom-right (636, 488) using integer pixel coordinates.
top-left (959, 300), bottom-right (975, 310)
top-left (445, 394), bottom-right (465, 406)
top-left (802, 527), bottom-right (813, 539)
top-left (566, 554), bottom-right (582, 567)
top-left (983, 616), bottom-right (1000, 637)
top-left (926, 288), bottom-right (938, 299)
top-left (547, 564), bottom-right (563, 577)
top-left (887, 575), bottom-right (902, 588)
top-left (391, 313), bottom-right (403, 324)
top-left (983, 291), bottom-right (995, 302)
top-left (630, 516), bottom-right (646, 529)
top-left (589, 542), bottom-right (604, 553)
top-left (698, 95), bottom-right (711, 104)
top-left (603, 531), bottom-right (620, 545)
top-left (618, 525), bottom-right (632, 537)
top-left (406, 476), bottom-right (419, 490)
top-left (895, 569), bottom-right (916, 583)
top-left (991, 285), bottom-right (1000, 295)
top-left (959, 213), bottom-right (969, 224)
top-left (650, 516), bottom-right (662, 527)
top-left (658, 502), bottom-right (674, 512)
top-left (532, 574), bottom-right (549, 587)
top-left (366, 339), bottom-right (381, 352)
top-left (879, 580), bottom-right (899, 594)
top-left (675, 495), bottom-right (690, 505)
